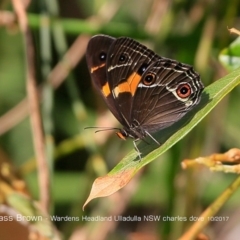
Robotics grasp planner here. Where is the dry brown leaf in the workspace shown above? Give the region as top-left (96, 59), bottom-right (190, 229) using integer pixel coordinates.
top-left (83, 168), bottom-right (135, 209)
top-left (181, 148), bottom-right (240, 173)
top-left (228, 27), bottom-right (240, 36)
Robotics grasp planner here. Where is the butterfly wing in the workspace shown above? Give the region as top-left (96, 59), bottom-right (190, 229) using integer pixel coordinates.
top-left (87, 35), bottom-right (204, 139)
top-left (131, 59), bottom-right (204, 133)
top-left (86, 35), bottom-right (125, 123)
top-left (106, 37), bottom-right (161, 127)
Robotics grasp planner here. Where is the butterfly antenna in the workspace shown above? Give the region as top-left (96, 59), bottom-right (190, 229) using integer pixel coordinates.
top-left (84, 126), bottom-right (121, 134)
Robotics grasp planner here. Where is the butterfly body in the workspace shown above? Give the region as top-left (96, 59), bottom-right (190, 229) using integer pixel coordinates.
top-left (86, 35), bottom-right (204, 156)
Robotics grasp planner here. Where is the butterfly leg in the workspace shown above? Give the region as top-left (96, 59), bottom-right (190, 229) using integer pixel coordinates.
top-left (133, 139), bottom-right (142, 160)
top-left (144, 131), bottom-right (160, 146)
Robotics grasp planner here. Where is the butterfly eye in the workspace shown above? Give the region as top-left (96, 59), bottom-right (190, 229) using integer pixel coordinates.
top-left (143, 73), bottom-right (156, 86)
top-left (99, 52), bottom-right (106, 61)
top-left (176, 83), bottom-right (192, 98)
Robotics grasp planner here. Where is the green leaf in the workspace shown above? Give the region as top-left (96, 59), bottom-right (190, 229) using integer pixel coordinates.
top-left (27, 13), bottom-right (150, 39)
top-left (219, 36), bottom-right (240, 71)
top-left (84, 67), bottom-right (240, 207)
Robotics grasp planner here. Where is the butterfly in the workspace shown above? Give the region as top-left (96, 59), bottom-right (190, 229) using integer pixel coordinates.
top-left (86, 35), bottom-right (204, 158)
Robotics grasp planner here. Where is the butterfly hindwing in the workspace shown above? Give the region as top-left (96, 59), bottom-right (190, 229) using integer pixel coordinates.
top-left (131, 59), bottom-right (204, 133)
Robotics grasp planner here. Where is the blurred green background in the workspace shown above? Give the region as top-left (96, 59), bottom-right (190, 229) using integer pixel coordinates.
top-left (0, 0), bottom-right (240, 239)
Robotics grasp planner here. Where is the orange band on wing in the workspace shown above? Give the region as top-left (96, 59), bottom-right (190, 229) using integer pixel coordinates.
top-left (102, 82), bottom-right (111, 97)
top-left (113, 72), bottom-right (141, 97)
top-left (90, 63), bottom-right (106, 73)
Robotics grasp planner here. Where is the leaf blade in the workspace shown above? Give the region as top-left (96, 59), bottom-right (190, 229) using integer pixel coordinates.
top-left (84, 67), bottom-right (240, 207)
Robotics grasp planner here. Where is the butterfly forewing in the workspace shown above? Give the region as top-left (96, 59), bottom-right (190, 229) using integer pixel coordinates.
top-left (106, 37), bottom-right (161, 126)
top-left (86, 35), bottom-right (126, 124)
